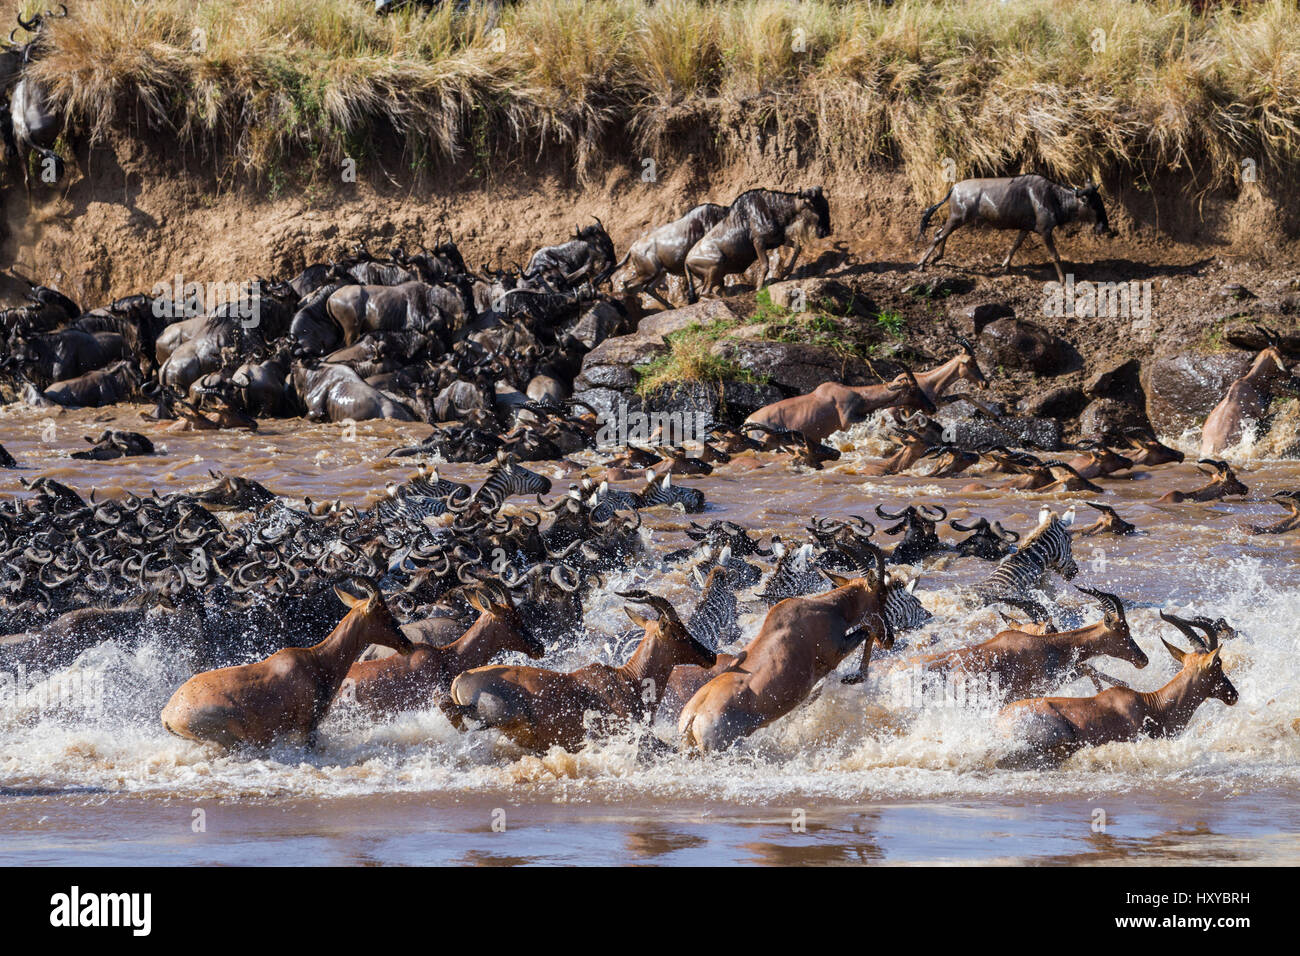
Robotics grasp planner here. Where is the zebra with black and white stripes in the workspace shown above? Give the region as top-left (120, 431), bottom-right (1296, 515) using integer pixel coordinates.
top-left (970, 506), bottom-right (1078, 606)
top-left (472, 453), bottom-right (553, 512)
top-left (686, 565), bottom-right (741, 649)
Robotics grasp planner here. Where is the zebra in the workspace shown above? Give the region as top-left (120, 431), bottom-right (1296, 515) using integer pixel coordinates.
top-left (883, 572), bottom-right (932, 634)
top-left (756, 540), bottom-right (824, 604)
top-left (403, 463), bottom-right (472, 507)
top-left (686, 565), bottom-right (741, 648)
top-left (371, 482), bottom-right (449, 525)
top-left (691, 543), bottom-right (763, 589)
top-left (586, 479), bottom-right (644, 521)
top-left (828, 554), bottom-right (932, 638)
top-left (970, 506), bottom-right (1078, 606)
top-left (472, 453), bottom-right (553, 512)
top-left (637, 471), bottom-right (706, 513)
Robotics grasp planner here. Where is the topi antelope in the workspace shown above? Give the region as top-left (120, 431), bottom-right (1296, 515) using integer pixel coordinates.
top-left (342, 582), bottom-right (545, 717)
top-left (998, 610), bottom-right (1237, 768)
top-left (160, 580), bottom-right (415, 748)
top-left (899, 586), bottom-right (1148, 703)
top-left (1201, 326), bottom-right (1293, 457)
top-left (449, 590), bottom-right (716, 751)
top-left (1155, 459), bottom-right (1247, 503)
top-left (678, 545), bottom-right (891, 752)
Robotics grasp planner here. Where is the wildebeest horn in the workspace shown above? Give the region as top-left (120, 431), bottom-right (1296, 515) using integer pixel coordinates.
top-left (874, 504), bottom-right (908, 521)
top-left (949, 516), bottom-right (987, 533)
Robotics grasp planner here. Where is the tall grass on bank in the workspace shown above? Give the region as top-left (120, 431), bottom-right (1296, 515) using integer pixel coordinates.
top-left (15, 0), bottom-right (1300, 192)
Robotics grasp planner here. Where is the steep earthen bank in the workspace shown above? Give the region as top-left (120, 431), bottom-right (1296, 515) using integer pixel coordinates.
top-left (3, 133), bottom-right (1299, 442)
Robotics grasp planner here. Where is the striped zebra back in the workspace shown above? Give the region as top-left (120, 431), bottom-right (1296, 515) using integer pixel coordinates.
top-left (473, 457), bottom-right (553, 511)
top-left (639, 473), bottom-right (706, 513)
top-left (972, 508), bottom-right (1077, 604)
top-left (687, 566), bottom-right (740, 648)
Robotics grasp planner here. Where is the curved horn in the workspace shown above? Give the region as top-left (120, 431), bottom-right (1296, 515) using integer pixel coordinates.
top-left (1159, 610), bottom-right (1211, 652)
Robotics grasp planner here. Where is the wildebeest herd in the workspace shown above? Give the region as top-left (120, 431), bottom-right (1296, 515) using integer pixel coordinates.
top-left (1, 141), bottom-right (1289, 769)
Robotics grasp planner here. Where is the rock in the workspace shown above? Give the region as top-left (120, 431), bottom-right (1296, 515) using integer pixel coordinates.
top-left (765, 279), bottom-right (873, 316)
top-left (977, 318), bottom-right (1072, 375)
top-left (572, 387), bottom-right (640, 423)
top-left (637, 300), bottom-right (739, 338)
top-left (948, 416), bottom-right (1062, 452)
top-left (581, 333), bottom-right (668, 369)
top-left (1141, 352), bottom-right (1251, 432)
top-left (1079, 398), bottom-right (1151, 437)
top-left (903, 277), bottom-right (974, 299)
top-left (709, 337), bottom-right (874, 394)
top-left (934, 399), bottom-right (1061, 450)
top-left (640, 380), bottom-right (720, 427)
top-left (1224, 324), bottom-right (1300, 356)
top-left (573, 362), bottom-right (640, 392)
top-left (568, 301), bottom-right (633, 350)
top-left (1018, 386), bottom-right (1087, 420)
top-left (964, 302), bottom-right (1016, 335)
top-left (1085, 359), bottom-right (1144, 403)
top-left (716, 381), bottom-right (786, 423)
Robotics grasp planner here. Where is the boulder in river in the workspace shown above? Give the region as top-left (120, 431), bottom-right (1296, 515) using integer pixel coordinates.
top-left (1141, 351), bottom-right (1252, 433)
top-left (977, 318), bottom-right (1073, 375)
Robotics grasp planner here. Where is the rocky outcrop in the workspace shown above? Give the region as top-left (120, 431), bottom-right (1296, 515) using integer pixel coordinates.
top-left (976, 318), bottom-right (1073, 375)
top-left (1141, 352), bottom-right (1251, 433)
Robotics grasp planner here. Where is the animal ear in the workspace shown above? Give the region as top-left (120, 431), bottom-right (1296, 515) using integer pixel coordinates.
top-left (624, 606), bottom-right (650, 628)
top-left (826, 572), bottom-right (852, 588)
top-left (1037, 506), bottom-right (1051, 525)
top-left (1161, 637), bottom-right (1187, 665)
top-left (334, 585), bottom-right (361, 609)
top-left (1061, 506), bottom-right (1076, 527)
top-left (906, 578), bottom-right (918, 593)
top-left (466, 590), bottom-right (488, 614)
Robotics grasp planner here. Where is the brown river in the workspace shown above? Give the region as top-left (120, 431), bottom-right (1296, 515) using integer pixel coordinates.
top-left (1, 402), bottom-right (1298, 865)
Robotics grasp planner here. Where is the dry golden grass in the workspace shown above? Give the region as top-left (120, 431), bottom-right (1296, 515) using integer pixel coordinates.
top-left (10, 0), bottom-right (1300, 190)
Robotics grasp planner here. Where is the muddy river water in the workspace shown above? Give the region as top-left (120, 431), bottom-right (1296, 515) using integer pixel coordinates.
top-left (1, 402), bottom-right (1298, 865)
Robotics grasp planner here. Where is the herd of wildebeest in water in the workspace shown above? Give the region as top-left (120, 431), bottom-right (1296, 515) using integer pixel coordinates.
top-left (0, 5), bottom-right (1295, 767)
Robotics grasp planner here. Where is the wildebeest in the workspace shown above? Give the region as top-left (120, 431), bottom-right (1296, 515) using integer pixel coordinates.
top-left (7, 328), bottom-right (132, 386)
top-left (290, 360), bottom-right (417, 422)
top-left (8, 59), bottom-right (63, 194)
top-left (684, 187), bottom-right (831, 300)
top-left (614, 203), bottom-right (728, 308)
top-left (325, 281), bottom-right (464, 348)
top-left (524, 219), bottom-right (618, 288)
top-left (916, 175), bottom-right (1111, 283)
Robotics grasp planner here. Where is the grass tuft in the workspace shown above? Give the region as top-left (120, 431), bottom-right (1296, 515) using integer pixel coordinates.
top-left (14, 0), bottom-right (1300, 188)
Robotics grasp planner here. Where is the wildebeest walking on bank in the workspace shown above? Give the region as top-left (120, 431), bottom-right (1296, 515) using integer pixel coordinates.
top-left (614, 202), bottom-right (728, 308)
top-left (684, 187), bottom-right (831, 300)
top-left (916, 175), bottom-right (1111, 283)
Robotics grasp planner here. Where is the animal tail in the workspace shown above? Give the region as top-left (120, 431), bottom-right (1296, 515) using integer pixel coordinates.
top-left (916, 186), bottom-right (954, 243)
